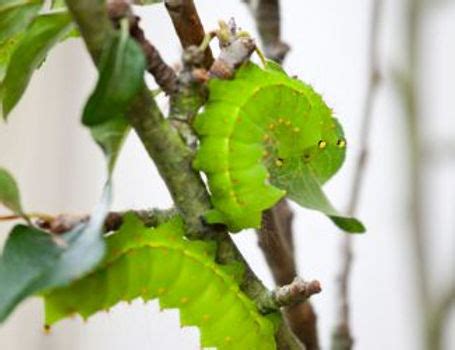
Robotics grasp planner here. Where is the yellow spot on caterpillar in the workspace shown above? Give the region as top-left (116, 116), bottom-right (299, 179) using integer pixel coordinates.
top-left (263, 150), bottom-right (269, 158)
top-left (230, 191), bottom-right (235, 197)
top-left (278, 118), bottom-right (284, 124)
top-left (157, 287), bottom-right (166, 295)
top-left (337, 139), bottom-right (346, 148)
top-left (318, 140), bottom-right (327, 149)
top-left (285, 120), bottom-right (291, 126)
top-left (263, 133), bottom-right (270, 141)
top-left (268, 123), bottom-right (275, 130)
top-left (43, 325), bottom-right (51, 334)
top-left (275, 158), bottom-right (284, 167)
top-left (293, 127), bottom-right (300, 133)
top-left (180, 297), bottom-right (189, 304)
top-left (225, 336), bottom-right (232, 343)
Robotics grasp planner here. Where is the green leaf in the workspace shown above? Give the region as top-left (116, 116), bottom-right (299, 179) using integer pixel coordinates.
top-left (82, 21), bottom-right (146, 127)
top-left (0, 186), bottom-right (111, 322)
top-left (0, 167), bottom-right (23, 216)
top-left (44, 213), bottom-right (279, 349)
top-left (0, 21), bottom-right (141, 321)
top-left (0, 0), bottom-right (43, 45)
top-left (1, 11), bottom-right (73, 118)
top-left (0, 225), bottom-right (65, 321)
top-left (91, 117), bottom-right (130, 173)
top-left (34, 185), bottom-right (110, 289)
top-left (269, 158), bottom-right (365, 233)
top-left (193, 62), bottom-right (365, 233)
top-left (82, 21), bottom-right (145, 171)
top-left (0, 35), bottom-right (20, 83)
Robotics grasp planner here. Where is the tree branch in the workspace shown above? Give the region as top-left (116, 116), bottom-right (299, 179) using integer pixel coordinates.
top-left (164, 0), bottom-right (213, 69)
top-left (244, 0), bottom-right (289, 63)
top-left (108, 1), bottom-right (178, 94)
top-left (331, 1), bottom-right (383, 349)
top-left (259, 203), bottom-right (296, 285)
top-left (428, 285), bottom-right (455, 350)
top-left (208, 19), bottom-right (256, 79)
top-left (65, 1), bottom-right (303, 348)
top-left (273, 278), bottom-right (322, 307)
top-left (398, 1), bottom-right (453, 349)
top-left (129, 16), bottom-right (178, 94)
top-left (404, 0), bottom-right (430, 338)
top-left (34, 208), bottom-right (178, 234)
top-left (259, 201), bottom-right (321, 350)
top-left (168, 19), bottom-right (256, 149)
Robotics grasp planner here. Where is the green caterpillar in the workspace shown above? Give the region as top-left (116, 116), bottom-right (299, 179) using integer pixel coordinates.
top-left (44, 213), bottom-right (279, 349)
top-left (193, 61), bottom-right (364, 233)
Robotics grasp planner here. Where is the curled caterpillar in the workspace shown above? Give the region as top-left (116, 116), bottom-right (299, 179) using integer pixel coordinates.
top-left (194, 61), bottom-right (364, 233)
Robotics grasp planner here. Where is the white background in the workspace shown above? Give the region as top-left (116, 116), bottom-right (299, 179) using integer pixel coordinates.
top-left (1, 0), bottom-right (454, 349)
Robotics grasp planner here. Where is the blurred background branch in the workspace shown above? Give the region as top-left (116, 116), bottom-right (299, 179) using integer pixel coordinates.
top-left (331, 1), bottom-right (383, 349)
top-left (398, 0), bottom-right (455, 349)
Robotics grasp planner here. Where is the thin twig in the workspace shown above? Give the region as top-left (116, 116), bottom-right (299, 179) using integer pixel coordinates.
top-left (209, 19), bottom-right (256, 79)
top-left (0, 212), bottom-right (53, 223)
top-left (164, 0), bottom-right (214, 69)
top-left (33, 208), bottom-right (179, 234)
top-left (400, 1), bottom-right (454, 349)
top-left (395, 1), bottom-right (455, 348)
top-left (259, 202), bottom-right (320, 350)
top-left (428, 285), bottom-right (455, 350)
top-left (404, 0), bottom-right (431, 334)
top-left (273, 277), bottom-right (322, 307)
top-left (108, 1), bottom-right (178, 94)
top-left (332, 1), bottom-right (383, 349)
top-left (259, 203), bottom-right (296, 285)
top-left (129, 16), bottom-right (178, 94)
top-left (244, 0), bottom-right (290, 63)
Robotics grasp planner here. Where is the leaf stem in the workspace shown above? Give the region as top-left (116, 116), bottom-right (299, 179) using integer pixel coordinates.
top-left (0, 212), bottom-right (54, 223)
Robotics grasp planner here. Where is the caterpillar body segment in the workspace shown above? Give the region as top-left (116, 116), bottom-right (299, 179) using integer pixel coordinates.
top-left (44, 214), bottom-right (279, 349)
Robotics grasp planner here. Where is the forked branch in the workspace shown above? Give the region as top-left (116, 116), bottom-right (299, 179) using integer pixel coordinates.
top-left (164, 0), bottom-right (214, 68)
